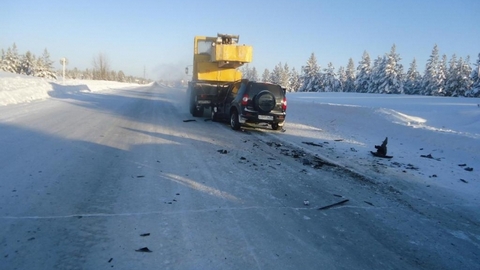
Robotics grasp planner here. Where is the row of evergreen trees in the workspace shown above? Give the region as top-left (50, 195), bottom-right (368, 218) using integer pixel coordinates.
top-left (0, 43), bottom-right (148, 84)
top-left (1, 43), bottom-right (57, 79)
top-left (243, 45), bottom-right (480, 97)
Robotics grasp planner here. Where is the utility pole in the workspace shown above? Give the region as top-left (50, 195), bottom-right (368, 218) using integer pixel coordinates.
top-left (60, 57), bottom-right (68, 84)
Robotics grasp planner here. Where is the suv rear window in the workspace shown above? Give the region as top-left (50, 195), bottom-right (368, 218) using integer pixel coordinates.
top-left (248, 83), bottom-right (284, 97)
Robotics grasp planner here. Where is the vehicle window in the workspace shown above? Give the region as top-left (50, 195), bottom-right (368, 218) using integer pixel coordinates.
top-left (197, 41), bottom-right (212, 55)
top-left (249, 83), bottom-right (283, 97)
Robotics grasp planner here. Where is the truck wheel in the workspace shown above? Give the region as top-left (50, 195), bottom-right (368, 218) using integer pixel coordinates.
top-left (211, 108), bottom-right (218, 122)
top-left (230, 110), bottom-right (241, 130)
top-left (271, 123), bottom-right (280, 130)
top-left (193, 107), bottom-right (204, 117)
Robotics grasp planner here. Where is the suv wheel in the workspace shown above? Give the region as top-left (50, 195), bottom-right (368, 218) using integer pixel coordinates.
top-left (271, 123), bottom-right (280, 130)
top-left (254, 90), bottom-right (276, 113)
top-left (230, 110), bottom-right (241, 130)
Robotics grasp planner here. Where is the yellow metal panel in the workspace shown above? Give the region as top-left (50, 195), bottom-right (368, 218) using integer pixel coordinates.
top-left (196, 62), bottom-right (242, 82)
top-left (212, 44), bottom-right (253, 63)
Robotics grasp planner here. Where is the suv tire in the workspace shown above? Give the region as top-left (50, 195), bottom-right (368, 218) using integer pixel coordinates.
top-left (254, 90), bottom-right (276, 113)
top-left (230, 110), bottom-right (241, 130)
top-left (271, 123), bottom-right (280, 130)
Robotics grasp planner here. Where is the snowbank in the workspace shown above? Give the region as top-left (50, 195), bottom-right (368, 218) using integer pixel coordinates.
top-left (0, 71), bottom-right (139, 106)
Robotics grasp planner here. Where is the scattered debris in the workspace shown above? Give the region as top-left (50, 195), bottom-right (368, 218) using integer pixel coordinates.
top-left (136, 175), bottom-right (145, 178)
top-left (318, 199), bottom-right (349, 210)
top-left (460, 179), bottom-right (468, 183)
top-left (334, 139), bottom-right (343, 142)
top-left (429, 174), bottom-right (438, 178)
top-left (108, 258), bottom-right (113, 263)
top-left (458, 164), bottom-right (467, 167)
top-left (135, 247), bottom-right (152, 253)
top-left (183, 119), bottom-right (196, 122)
top-left (140, 233), bottom-right (150, 237)
top-left (217, 149), bottom-right (228, 154)
top-left (303, 200), bottom-right (310, 206)
top-left (420, 154), bottom-right (442, 161)
top-left (333, 194), bottom-right (343, 198)
top-left (364, 201), bottom-right (374, 206)
top-left (350, 147), bottom-right (357, 152)
top-left (371, 137), bottom-right (392, 158)
top-left (176, 193), bottom-right (180, 195)
top-left (27, 237), bottom-right (35, 241)
top-left (302, 159), bottom-right (312, 166)
top-left (240, 157), bottom-right (246, 160)
top-left (302, 142), bottom-right (323, 147)
top-left (465, 167), bottom-right (474, 172)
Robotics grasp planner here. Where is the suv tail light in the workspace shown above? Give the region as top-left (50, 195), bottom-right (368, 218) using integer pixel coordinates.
top-left (281, 97), bottom-right (287, 111)
top-left (241, 94), bottom-right (249, 106)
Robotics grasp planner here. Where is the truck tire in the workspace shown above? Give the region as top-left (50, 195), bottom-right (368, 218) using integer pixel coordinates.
top-left (271, 123), bottom-right (280, 130)
top-left (230, 110), bottom-right (241, 130)
top-left (211, 107), bottom-right (218, 122)
top-left (189, 89), bottom-right (204, 117)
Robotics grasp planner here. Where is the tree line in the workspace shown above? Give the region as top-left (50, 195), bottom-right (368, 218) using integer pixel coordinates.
top-left (0, 43), bottom-right (149, 84)
top-left (242, 44), bottom-right (480, 97)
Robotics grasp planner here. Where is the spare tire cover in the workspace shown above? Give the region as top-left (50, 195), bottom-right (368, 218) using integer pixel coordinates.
top-left (254, 90), bottom-right (276, 113)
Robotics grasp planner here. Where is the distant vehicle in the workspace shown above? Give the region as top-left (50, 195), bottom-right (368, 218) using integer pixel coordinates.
top-left (211, 79), bottom-right (287, 130)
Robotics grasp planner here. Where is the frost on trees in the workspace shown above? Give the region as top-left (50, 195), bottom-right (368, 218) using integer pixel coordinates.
top-left (404, 58), bottom-right (422, 95)
top-left (298, 53), bottom-right (320, 92)
top-left (345, 58), bottom-right (356, 92)
top-left (355, 51), bottom-right (371, 93)
top-left (467, 53), bottom-right (480, 97)
top-left (35, 48), bottom-right (57, 79)
top-left (422, 44), bottom-right (441, 96)
top-left (1, 44), bottom-right (21, 74)
top-left (261, 68), bottom-right (270, 82)
top-left (289, 67), bottom-right (301, 92)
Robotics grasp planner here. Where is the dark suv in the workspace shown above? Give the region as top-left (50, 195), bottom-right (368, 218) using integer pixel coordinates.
top-left (211, 79), bottom-right (287, 130)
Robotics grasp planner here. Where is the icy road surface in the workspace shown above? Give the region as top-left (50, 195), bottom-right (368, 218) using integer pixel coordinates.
top-left (0, 83), bottom-right (478, 269)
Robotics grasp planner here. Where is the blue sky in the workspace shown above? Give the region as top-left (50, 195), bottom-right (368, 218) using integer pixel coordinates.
top-left (1, 0), bottom-right (479, 80)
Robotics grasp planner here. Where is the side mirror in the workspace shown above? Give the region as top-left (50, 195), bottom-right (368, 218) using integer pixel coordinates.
top-left (185, 67), bottom-right (189, 75)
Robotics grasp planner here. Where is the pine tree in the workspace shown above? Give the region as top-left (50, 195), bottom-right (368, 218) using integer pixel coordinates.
top-left (35, 48), bottom-right (57, 79)
top-left (322, 62), bottom-right (337, 92)
top-left (422, 44), bottom-right (440, 95)
top-left (444, 54), bottom-right (459, 96)
top-left (344, 58), bottom-right (356, 92)
top-left (298, 53), bottom-right (320, 92)
top-left (280, 63), bottom-right (290, 91)
top-left (468, 53), bottom-right (480, 97)
top-left (1, 44), bottom-right (21, 74)
top-left (436, 54), bottom-right (447, 95)
top-left (404, 58), bottom-right (422, 95)
top-left (261, 68), bottom-right (270, 82)
top-left (368, 56), bottom-right (386, 93)
top-left (20, 51), bottom-right (36, 75)
top-left (383, 44), bottom-right (404, 94)
top-left (269, 62), bottom-right (284, 85)
top-left (250, 67), bottom-right (258, 81)
top-left (337, 66), bottom-right (346, 92)
top-left (456, 56), bottom-right (473, 97)
top-left (355, 51), bottom-right (371, 93)
top-left (289, 67), bottom-right (301, 92)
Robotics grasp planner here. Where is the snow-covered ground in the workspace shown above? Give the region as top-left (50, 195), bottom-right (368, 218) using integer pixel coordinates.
top-left (0, 71), bottom-right (138, 106)
top-left (278, 92), bottom-right (479, 204)
top-left (1, 71), bottom-right (479, 204)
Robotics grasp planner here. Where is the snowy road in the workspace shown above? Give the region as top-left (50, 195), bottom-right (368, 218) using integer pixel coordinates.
top-left (0, 83), bottom-right (478, 269)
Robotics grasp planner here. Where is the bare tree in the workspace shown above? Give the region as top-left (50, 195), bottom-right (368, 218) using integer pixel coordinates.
top-left (92, 52), bottom-right (110, 80)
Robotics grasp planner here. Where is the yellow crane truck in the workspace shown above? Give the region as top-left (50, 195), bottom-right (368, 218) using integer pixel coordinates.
top-left (186, 34), bottom-right (253, 117)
